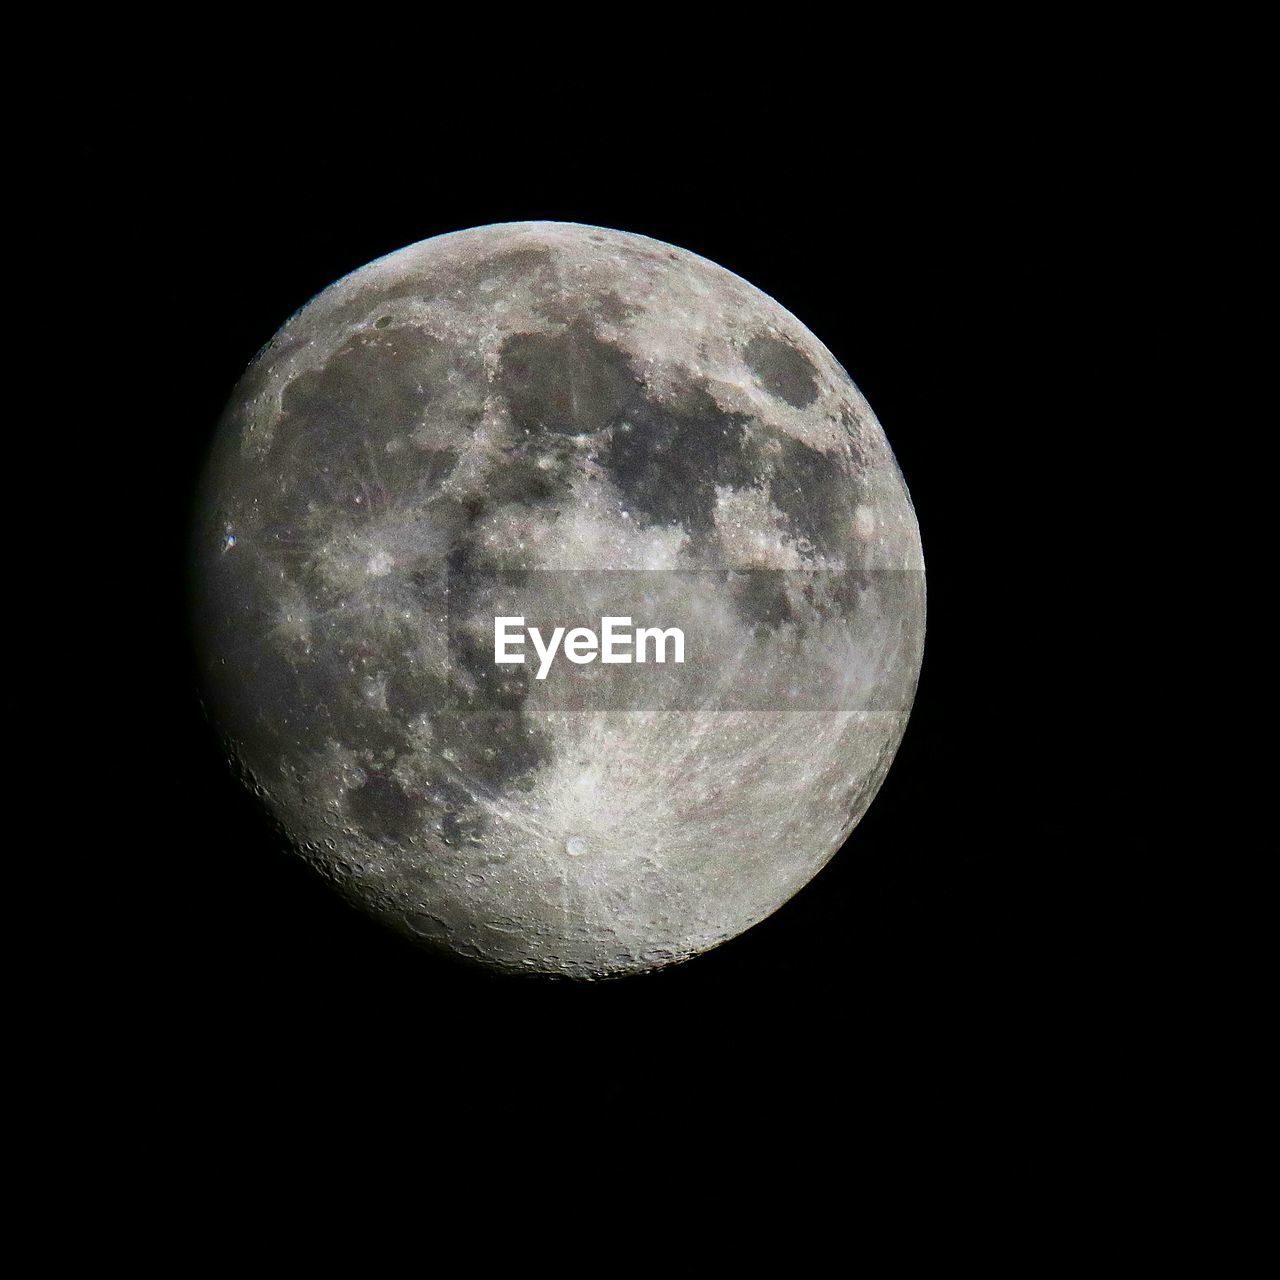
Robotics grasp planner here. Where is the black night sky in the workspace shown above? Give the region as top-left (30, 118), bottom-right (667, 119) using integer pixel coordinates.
top-left (113, 111), bottom-right (1149, 1128)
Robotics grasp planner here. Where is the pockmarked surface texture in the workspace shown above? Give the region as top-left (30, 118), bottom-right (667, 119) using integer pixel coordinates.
top-left (192, 222), bottom-right (925, 978)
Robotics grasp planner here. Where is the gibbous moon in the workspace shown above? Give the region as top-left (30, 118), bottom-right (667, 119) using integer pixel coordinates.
top-left (192, 222), bottom-right (925, 978)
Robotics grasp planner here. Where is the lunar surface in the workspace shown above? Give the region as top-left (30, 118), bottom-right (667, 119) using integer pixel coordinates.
top-left (192, 222), bottom-right (925, 978)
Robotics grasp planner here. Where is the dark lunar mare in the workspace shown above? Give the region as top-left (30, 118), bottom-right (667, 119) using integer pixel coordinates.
top-left (199, 312), bottom-right (871, 853)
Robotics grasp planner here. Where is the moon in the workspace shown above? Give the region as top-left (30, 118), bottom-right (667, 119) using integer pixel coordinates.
top-left (192, 222), bottom-right (925, 978)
